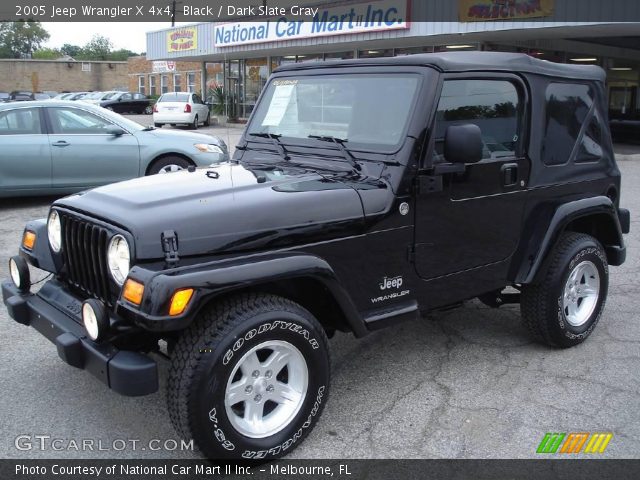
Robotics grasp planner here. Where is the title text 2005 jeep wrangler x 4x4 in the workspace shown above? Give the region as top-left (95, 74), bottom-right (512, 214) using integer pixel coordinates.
top-left (3, 52), bottom-right (631, 459)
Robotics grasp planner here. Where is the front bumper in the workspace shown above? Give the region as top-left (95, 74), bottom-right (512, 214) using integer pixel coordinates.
top-left (2, 280), bottom-right (158, 396)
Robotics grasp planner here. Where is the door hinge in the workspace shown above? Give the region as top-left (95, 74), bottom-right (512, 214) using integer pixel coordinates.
top-left (407, 245), bottom-right (415, 263)
top-left (415, 175), bottom-right (443, 194)
top-left (161, 230), bottom-right (180, 267)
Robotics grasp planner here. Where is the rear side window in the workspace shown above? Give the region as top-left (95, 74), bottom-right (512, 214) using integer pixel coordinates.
top-left (432, 79), bottom-right (520, 162)
top-left (542, 83), bottom-right (602, 165)
top-left (0, 108), bottom-right (42, 135)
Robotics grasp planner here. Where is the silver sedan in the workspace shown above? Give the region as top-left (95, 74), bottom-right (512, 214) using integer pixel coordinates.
top-left (0, 100), bottom-right (228, 197)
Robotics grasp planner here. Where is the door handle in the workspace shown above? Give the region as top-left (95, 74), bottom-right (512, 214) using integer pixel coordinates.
top-left (501, 163), bottom-right (518, 187)
top-left (52, 140), bottom-right (70, 147)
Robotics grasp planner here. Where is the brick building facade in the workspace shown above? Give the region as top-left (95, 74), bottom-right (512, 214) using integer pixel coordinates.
top-left (0, 59), bottom-right (127, 93)
top-left (127, 55), bottom-right (204, 97)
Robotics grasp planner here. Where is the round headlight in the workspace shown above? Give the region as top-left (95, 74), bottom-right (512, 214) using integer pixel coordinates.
top-left (82, 302), bottom-right (99, 340)
top-left (82, 299), bottom-right (109, 342)
top-left (47, 210), bottom-right (62, 253)
top-left (107, 235), bottom-right (130, 285)
top-left (9, 256), bottom-right (30, 292)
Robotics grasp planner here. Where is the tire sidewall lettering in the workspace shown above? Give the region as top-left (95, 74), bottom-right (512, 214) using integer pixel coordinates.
top-left (223, 320), bottom-right (319, 366)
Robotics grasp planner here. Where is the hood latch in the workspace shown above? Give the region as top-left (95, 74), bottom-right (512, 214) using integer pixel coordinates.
top-left (161, 230), bottom-right (180, 267)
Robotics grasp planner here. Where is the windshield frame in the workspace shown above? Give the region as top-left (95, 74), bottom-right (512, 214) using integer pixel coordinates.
top-left (245, 71), bottom-right (423, 155)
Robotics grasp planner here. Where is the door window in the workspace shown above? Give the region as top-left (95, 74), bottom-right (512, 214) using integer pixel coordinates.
top-left (120, 93), bottom-right (132, 101)
top-left (48, 107), bottom-right (114, 134)
top-left (432, 79), bottom-right (521, 163)
top-left (0, 108), bottom-right (42, 135)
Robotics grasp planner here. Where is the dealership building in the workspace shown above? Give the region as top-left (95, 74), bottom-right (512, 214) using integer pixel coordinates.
top-left (145, 0), bottom-right (640, 120)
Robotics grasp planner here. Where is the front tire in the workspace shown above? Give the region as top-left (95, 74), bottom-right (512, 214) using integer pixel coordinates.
top-left (167, 293), bottom-right (331, 460)
top-left (147, 156), bottom-right (191, 174)
top-left (191, 114), bottom-right (199, 130)
top-left (521, 233), bottom-right (608, 348)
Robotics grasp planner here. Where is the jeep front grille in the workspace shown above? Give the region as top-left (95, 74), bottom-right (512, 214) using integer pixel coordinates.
top-left (60, 213), bottom-right (112, 306)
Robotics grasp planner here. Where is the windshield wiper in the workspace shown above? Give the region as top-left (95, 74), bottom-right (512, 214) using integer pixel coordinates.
top-left (308, 135), bottom-right (361, 171)
top-left (248, 133), bottom-right (291, 161)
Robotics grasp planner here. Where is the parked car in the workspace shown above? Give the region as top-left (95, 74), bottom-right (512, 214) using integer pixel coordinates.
top-left (0, 100), bottom-right (228, 197)
top-left (66, 92), bottom-right (90, 101)
top-left (0, 92), bottom-right (9, 103)
top-left (610, 113), bottom-right (640, 144)
top-left (9, 91), bottom-right (35, 101)
top-left (100, 92), bottom-right (151, 114)
top-left (80, 91), bottom-right (118, 105)
top-left (153, 91), bottom-right (211, 129)
top-left (33, 92), bottom-right (51, 100)
top-left (51, 93), bottom-right (75, 100)
top-left (1, 53), bottom-right (630, 460)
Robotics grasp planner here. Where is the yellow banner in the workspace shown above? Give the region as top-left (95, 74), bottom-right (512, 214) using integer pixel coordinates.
top-left (459, 0), bottom-right (554, 21)
top-left (167, 27), bottom-right (198, 53)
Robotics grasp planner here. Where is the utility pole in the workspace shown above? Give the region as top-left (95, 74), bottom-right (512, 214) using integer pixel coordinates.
top-left (171, 0), bottom-right (177, 26)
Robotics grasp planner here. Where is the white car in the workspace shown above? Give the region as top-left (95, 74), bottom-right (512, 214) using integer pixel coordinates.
top-left (153, 92), bottom-right (211, 129)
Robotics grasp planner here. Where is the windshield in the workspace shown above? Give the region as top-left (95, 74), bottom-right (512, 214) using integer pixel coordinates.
top-left (84, 92), bottom-right (103, 99)
top-left (103, 92), bottom-right (122, 100)
top-left (159, 93), bottom-right (190, 102)
top-left (247, 74), bottom-right (419, 152)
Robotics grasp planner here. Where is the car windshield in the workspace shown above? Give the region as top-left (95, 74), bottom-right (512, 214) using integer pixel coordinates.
top-left (103, 92), bottom-right (122, 100)
top-left (247, 74), bottom-right (420, 152)
top-left (159, 93), bottom-right (190, 102)
top-left (84, 92), bottom-right (104, 99)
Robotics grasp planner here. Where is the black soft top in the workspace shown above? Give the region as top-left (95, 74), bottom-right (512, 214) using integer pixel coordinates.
top-left (275, 51), bottom-right (606, 81)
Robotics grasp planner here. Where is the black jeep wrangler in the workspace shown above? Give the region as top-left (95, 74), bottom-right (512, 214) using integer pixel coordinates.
top-left (3, 52), bottom-right (630, 460)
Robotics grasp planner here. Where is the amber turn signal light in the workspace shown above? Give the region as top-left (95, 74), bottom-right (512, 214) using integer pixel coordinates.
top-left (22, 230), bottom-right (36, 250)
top-left (169, 288), bottom-right (194, 316)
top-left (123, 279), bottom-right (144, 305)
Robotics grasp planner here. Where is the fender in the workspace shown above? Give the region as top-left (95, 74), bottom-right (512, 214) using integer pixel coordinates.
top-left (18, 219), bottom-right (59, 273)
top-left (118, 252), bottom-right (369, 337)
top-left (513, 196), bottom-right (625, 284)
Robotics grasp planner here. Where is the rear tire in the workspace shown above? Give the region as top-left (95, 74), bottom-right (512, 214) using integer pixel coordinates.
top-left (147, 156), bottom-right (191, 175)
top-left (167, 293), bottom-right (331, 460)
top-left (191, 114), bottom-right (199, 130)
top-left (521, 232), bottom-right (608, 348)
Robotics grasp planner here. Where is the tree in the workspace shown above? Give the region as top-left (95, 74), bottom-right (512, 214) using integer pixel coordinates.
top-left (32, 47), bottom-right (62, 59)
top-left (81, 34), bottom-right (112, 60)
top-left (107, 48), bottom-right (138, 61)
top-left (0, 21), bottom-right (50, 58)
top-left (60, 43), bottom-right (82, 58)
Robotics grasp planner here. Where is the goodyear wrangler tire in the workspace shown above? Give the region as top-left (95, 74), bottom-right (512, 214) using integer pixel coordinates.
top-left (168, 293), bottom-right (330, 460)
top-left (521, 232), bottom-right (608, 348)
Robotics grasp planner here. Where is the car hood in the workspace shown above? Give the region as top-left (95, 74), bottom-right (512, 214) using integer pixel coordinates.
top-left (141, 128), bottom-right (226, 146)
top-left (55, 162), bottom-right (368, 260)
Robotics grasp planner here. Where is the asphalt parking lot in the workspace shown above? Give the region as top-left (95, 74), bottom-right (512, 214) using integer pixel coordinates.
top-left (1, 144), bottom-right (639, 459)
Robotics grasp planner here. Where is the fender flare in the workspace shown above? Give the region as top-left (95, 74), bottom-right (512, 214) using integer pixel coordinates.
top-left (121, 253), bottom-right (369, 337)
top-left (513, 196), bottom-right (624, 284)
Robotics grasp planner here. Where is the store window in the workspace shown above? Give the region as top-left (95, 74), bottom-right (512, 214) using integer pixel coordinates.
top-left (395, 46), bottom-right (434, 56)
top-left (243, 57), bottom-right (269, 117)
top-left (187, 72), bottom-right (196, 92)
top-left (432, 80), bottom-right (521, 163)
top-left (542, 83), bottom-right (593, 166)
top-left (324, 51), bottom-right (355, 60)
top-left (138, 75), bottom-right (145, 95)
top-left (173, 74), bottom-right (182, 92)
top-left (358, 49), bottom-right (393, 58)
top-left (149, 75), bottom-right (156, 96)
top-left (161, 75), bottom-right (168, 94)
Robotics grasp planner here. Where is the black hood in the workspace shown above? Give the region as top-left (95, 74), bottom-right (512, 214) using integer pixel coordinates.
top-left (56, 161), bottom-right (369, 260)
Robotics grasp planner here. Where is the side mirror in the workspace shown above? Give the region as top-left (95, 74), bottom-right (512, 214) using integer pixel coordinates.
top-left (444, 124), bottom-right (483, 164)
top-left (106, 127), bottom-right (125, 136)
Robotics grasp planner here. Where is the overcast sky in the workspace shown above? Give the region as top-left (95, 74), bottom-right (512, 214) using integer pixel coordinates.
top-left (44, 22), bottom-right (192, 53)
